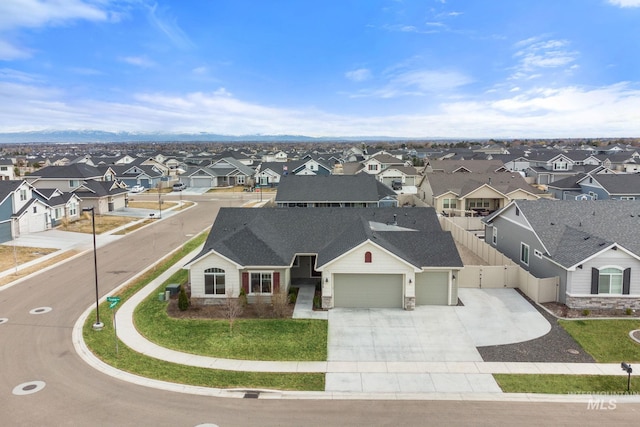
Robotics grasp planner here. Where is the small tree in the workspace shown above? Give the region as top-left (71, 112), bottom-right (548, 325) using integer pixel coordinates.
top-left (272, 290), bottom-right (289, 318)
top-left (223, 292), bottom-right (243, 335)
top-left (178, 285), bottom-right (189, 311)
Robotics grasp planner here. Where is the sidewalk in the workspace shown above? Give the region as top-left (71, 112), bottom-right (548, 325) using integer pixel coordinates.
top-left (106, 247), bottom-right (639, 398)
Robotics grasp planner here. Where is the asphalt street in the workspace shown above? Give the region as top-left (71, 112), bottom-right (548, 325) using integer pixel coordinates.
top-left (1, 192), bottom-right (639, 426)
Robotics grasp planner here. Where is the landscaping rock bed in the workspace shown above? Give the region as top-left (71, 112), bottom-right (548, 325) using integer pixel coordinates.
top-left (477, 291), bottom-right (595, 363)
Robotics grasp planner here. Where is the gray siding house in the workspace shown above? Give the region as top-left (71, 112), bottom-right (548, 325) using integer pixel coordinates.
top-left (484, 199), bottom-right (640, 309)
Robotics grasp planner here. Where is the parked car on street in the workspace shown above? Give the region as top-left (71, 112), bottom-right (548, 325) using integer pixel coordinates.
top-left (172, 182), bottom-right (187, 191)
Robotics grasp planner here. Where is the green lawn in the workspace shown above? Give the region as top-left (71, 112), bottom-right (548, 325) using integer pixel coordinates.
top-left (559, 319), bottom-right (640, 363)
top-left (83, 232), bottom-right (325, 391)
top-left (495, 374), bottom-right (635, 394)
top-left (134, 270), bottom-right (328, 361)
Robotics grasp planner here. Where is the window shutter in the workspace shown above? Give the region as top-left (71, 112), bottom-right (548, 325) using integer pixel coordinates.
top-left (590, 268), bottom-right (599, 294)
top-left (623, 268), bottom-right (631, 295)
top-left (273, 272), bottom-right (280, 293)
top-left (242, 272), bottom-right (249, 294)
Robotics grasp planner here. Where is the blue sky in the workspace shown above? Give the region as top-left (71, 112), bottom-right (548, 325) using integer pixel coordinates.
top-left (1, 0), bottom-right (639, 138)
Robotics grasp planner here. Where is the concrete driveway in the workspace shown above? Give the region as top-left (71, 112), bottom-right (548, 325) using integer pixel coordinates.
top-left (326, 288), bottom-right (550, 393)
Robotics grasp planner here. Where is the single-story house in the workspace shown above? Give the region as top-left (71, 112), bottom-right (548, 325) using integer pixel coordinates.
top-left (72, 180), bottom-right (129, 214)
top-left (275, 174), bottom-right (398, 207)
top-left (184, 207), bottom-right (463, 310)
top-left (484, 199), bottom-right (640, 309)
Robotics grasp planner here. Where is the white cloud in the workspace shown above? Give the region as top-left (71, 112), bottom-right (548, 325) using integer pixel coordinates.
top-left (345, 68), bottom-right (372, 82)
top-left (119, 56), bottom-right (155, 68)
top-left (608, 0), bottom-right (640, 7)
top-left (0, 0), bottom-right (108, 31)
top-left (0, 39), bottom-right (31, 60)
top-left (511, 37), bottom-right (578, 80)
top-left (146, 2), bottom-right (193, 49)
top-left (0, 78), bottom-right (639, 138)
top-left (350, 67), bottom-right (473, 98)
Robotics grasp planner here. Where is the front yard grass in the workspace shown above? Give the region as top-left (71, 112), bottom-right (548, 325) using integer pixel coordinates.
top-left (0, 245), bottom-right (58, 271)
top-left (83, 232), bottom-right (325, 391)
top-left (559, 319), bottom-right (640, 363)
top-left (495, 374), bottom-right (635, 394)
top-left (58, 215), bottom-right (133, 234)
top-left (127, 200), bottom-right (177, 210)
top-left (134, 270), bottom-right (328, 361)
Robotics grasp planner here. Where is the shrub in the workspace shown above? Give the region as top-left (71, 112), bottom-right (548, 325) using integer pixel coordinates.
top-left (272, 290), bottom-right (289, 318)
top-left (254, 293), bottom-right (269, 318)
top-left (313, 295), bottom-right (321, 310)
top-left (626, 307), bottom-right (633, 316)
top-left (582, 309), bottom-right (591, 317)
top-left (288, 288), bottom-right (298, 304)
top-left (238, 288), bottom-right (248, 307)
top-left (178, 285), bottom-right (189, 311)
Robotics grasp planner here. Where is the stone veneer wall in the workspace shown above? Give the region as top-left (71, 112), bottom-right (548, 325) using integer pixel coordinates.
top-left (567, 296), bottom-right (640, 310)
top-left (322, 296), bottom-right (332, 310)
top-left (404, 296), bottom-right (415, 311)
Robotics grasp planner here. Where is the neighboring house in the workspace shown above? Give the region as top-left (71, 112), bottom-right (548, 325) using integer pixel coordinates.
top-left (72, 180), bottom-right (129, 214)
top-left (484, 199), bottom-right (640, 309)
top-left (0, 158), bottom-right (15, 180)
top-left (526, 152), bottom-right (579, 185)
top-left (576, 173), bottom-right (640, 200)
top-left (419, 171), bottom-right (544, 216)
top-left (376, 166), bottom-right (421, 194)
top-left (0, 180), bottom-right (52, 243)
top-left (424, 159), bottom-right (507, 174)
top-left (287, 157), bottom-right (332, 176)
top-left (25, 163), bottom-right (116, 192)
top-left (275, 174), bottom-right (398, 207)
top-left (180, 158), bottom-right (254, 188)
top-left (110, 165), bottom-right (163, 189)
top-left (184, 207), bottom-right (463, 310)
top-left (360, 153), bottom-right (407, 175)
top-left (33, 188), bottom-right (82, 227)
top-left (254, 162), bottom-right (286, 187)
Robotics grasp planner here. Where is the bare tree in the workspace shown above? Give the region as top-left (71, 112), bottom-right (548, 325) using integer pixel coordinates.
top-left (223, 291), bottom-right (243, 335)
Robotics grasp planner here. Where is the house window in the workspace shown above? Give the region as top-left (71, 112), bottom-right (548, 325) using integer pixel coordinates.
top-left (597, 268), bottom-right (624, 294)
top-left (492, 227), bottom-right (497, 245)
top-left (515, 207), bottom-right (520, 216)
top-left (250, 272), bottom-right (272, 294)
top-left (520, 243), bottom-right (529, 265)
top-left (204, 268), bottom-right (226, 295)
top-left (237, 175), bottom-right (245, 184)
top-left (69, 203), bottom-right (77, 216)
top-left (33, 206), bottom-right (37, 213)
top-left (620, 196), bottom-right (636, 201)
top-left (443, 198), bottom-right (457, 209)
top-left (69, 180), bottom-right (79, 188)
top-left (553, 161), bottom-right (568, 170)
top-left (55, 208), bottom-right (62, 218)
top-left (20, 189), bottom-right (27, 201)
top-left (365, 251), bottom-right (372, 263)
top-left (368, 164), bottom-right (378, 171)
top-left (589, 191), bottom-right (598, 200)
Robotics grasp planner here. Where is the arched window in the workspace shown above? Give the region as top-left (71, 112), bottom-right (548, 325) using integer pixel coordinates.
top-left (598, 267), bottom-right (623, 294)
top-left (204, 268), bottom-right (225, 295)
top-left (365, 251), bottom-right (372, 263)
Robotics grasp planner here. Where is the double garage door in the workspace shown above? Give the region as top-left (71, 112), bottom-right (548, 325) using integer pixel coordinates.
top-left (191, 177), bottom-right (214, 188)
top-left (334, 274), bottom-right (403, 308)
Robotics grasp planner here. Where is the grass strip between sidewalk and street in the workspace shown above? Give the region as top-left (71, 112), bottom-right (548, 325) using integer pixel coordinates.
top-left (494, 374), bottom-right (637, 394)
top-left (83, 232), bottom-right (325, 391)
top-left (559, 319), bottom-right (640, 363)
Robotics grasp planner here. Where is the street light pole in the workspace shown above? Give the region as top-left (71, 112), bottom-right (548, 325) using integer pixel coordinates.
top-left (83, 207), bottom-right (103, 331)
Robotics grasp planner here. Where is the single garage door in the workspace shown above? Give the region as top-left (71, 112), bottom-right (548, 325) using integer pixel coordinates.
top-left (0, 221), bottom-right (12, 243)
top-left (415, 272), bottom-right (449, 305)
top-left (191, 177), bottom-right (213, 188)
top-left (334, 273), bottom-right (403, 308)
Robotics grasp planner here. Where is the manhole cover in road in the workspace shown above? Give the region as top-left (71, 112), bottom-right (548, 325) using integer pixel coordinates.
top-left (12, 381), bottom-right (46, 395)
top-left (567, 349), bottom-right (580, 355)
top-left (29, 307), bottom-right (52, 315)
top-left (0, 318), bottom-right (8, 325)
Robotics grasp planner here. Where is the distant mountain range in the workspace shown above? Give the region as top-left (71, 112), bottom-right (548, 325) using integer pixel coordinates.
top-left (0, 130), bottom-right (426, 144)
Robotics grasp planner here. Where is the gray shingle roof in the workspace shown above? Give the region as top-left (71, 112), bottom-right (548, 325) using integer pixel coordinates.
top-left (189, 207), bottom-right (462, 269)
top-left (587, 173), bottom-right (640, 195)
top-left (425, 171), bottom-right (542, 197)
top-left (28, 163), bottom-right (104, 179)
top-left (514, 199), bottom-right (640, 267)
top-left (275, 174), bottom-right (395, 203)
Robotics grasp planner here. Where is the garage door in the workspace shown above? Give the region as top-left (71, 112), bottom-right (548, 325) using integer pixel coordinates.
top-left (334, 274), bottom-right (403, 308)
top-left (0, 221), bottom-right (12, 243)
top-left (191, 177), bottom-right (212, 188)
top-left (415, 272), bottom-right (449, 305)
